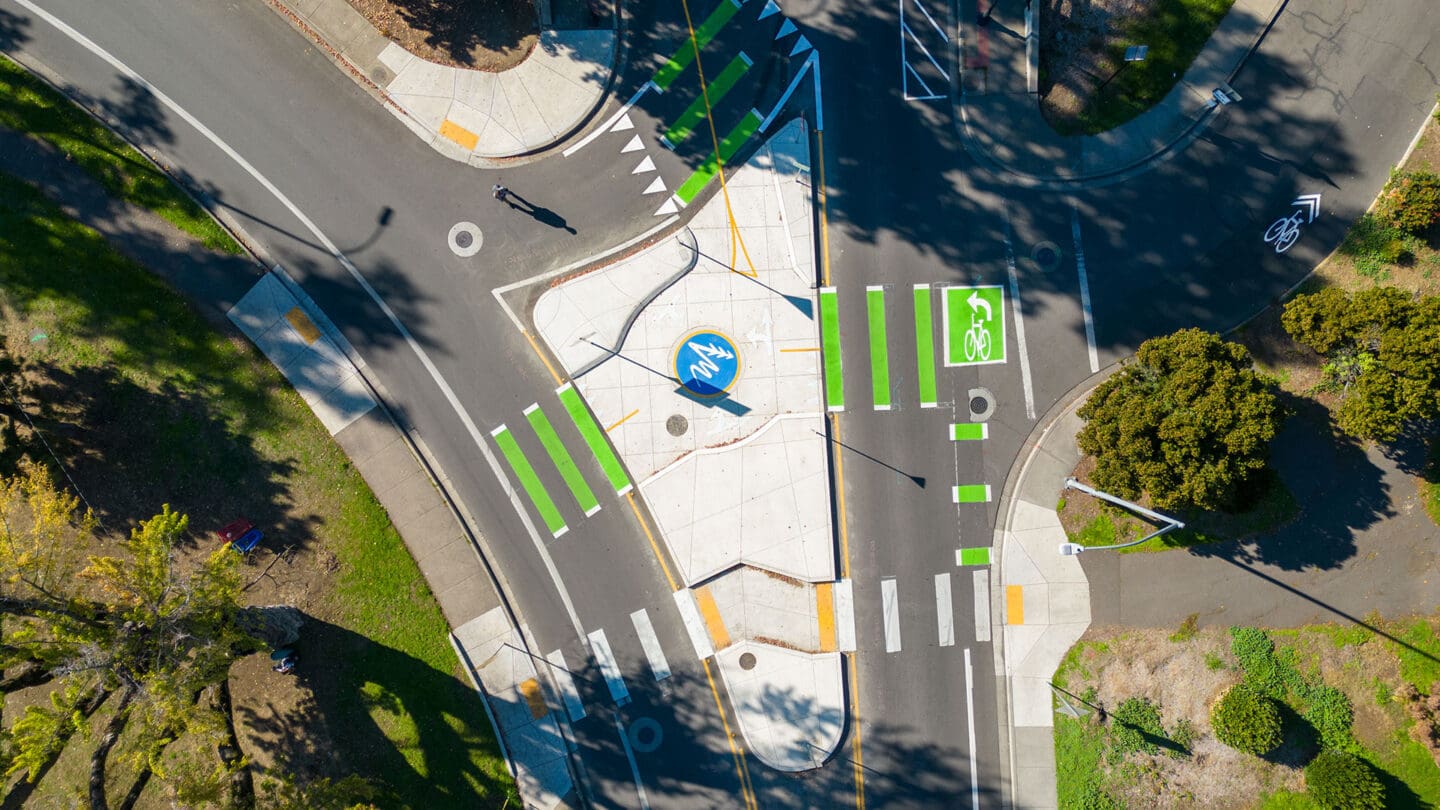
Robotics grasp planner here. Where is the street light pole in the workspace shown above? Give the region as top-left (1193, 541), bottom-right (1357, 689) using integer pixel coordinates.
top-left (1057, 477), bottom-right (1185, 555)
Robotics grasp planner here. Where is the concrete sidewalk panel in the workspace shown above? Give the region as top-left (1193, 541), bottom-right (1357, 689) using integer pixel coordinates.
top-left (1012, 725), bottom-right (1060, 809)
top-left (716, 642), bottom-right (844, 771)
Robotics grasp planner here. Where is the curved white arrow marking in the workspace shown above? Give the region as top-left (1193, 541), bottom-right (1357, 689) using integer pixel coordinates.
top-left (967, 290), bottom-right (992, 321)
top-left (688, 340), bottom-right (735, 360)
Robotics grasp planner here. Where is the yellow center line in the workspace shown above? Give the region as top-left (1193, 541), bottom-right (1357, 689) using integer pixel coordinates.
top-left (817, 129), bottom-right (832, 287)
top-left (523, 330), bottom-right (563, 385)
top-left (831, 412), bottom-right (851, 577)
top-left (606, 408), bottom-right (641, 432)
top-left (702, 657), bottom-right (759, 809)
top-left (626, 492), bottom-right (678, 592)
top-left (849, 654), bottom-right (866, 809)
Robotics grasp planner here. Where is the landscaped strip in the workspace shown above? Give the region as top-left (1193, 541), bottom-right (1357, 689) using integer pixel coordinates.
top-left (953, 484), bottom-right (992, 504)
top-left (0, 55), bottom-right (242, 254)
top-left (950, 423), bottom-right (987, 441)
top-left (675, 109), bottom-right (764, 204)
top-left (913, 284), bottom-right (938, 408)
top-left (664, 52), bottom-right (753, 147)
top-left (524, 403), bottom-right (601, 517)
top-left (866, 285), bottom-right (891, 410)
top-left (653, 0), bottom-right (743, 90)
top-left (819, 287), bottom-right (845, 411)
top-left (490, 424), bottom-right (569, 537)
top-left (556, 383), bottom-right (633, 495)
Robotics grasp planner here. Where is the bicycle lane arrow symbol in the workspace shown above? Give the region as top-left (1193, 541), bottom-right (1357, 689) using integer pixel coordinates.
top-left (967, 290), bottom-right (993, 321)
top-left (1293, 193), bottom-right (1322, 223)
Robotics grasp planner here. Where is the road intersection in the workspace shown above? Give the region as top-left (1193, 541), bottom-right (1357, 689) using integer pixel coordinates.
top-left (2, 0), bottom-right (1438, 805)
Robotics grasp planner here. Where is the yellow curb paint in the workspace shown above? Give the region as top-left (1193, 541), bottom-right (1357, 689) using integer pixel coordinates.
top-left (779, 346), bottom-right (822, 352)
top-left (1006, 584), bottom-right (1025, 625)
top-left (284, 306), bottom-right (321, 345)
top-left (816, 582), bottom-right (837, 653)
top-left (607, 408), bottom-right (640, 432)
top-left (439, 119), bottom-right (480, 151)
top-left (519, 677), bottom-right (548, 719)
top-left (695, 586), bottom-right (731, 650)
top-left (626, 492), bottom-right (677, 593)
top-left (701, 657), bottom-right (758, 809)
top-left (523, 330), bottom-right (563, 385)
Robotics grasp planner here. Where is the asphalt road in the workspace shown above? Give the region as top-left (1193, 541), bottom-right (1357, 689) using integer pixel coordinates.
top-left (1, 0), bottom-right (1437, 805)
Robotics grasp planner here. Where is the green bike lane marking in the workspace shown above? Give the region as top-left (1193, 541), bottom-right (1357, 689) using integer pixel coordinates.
top-left (958, 547), bottom-right (991, 565)
top-left (950, 423), bottom-right (987, 441)
top-left (663, 52), bottom-right (753, 147)
top-left (674, 109), bottom-right (763, 205)
top-left (866, 286), bottom-right (891, 410)
top-left (524, 403), bottom-right (601, 517)
top-left (819, 287), bottom-right (844, 412)
top-left (653, 0), bottom-right (744, 91)
top-left (913, 284), bottom-right (937, 408)
top-left (942, 285), bottom-right (1007, 367)
top-left (491, 424), bottom-right (569, 538)
top-left (556, 382), bottom-right (634, 496)
top-left (952, 484), bottom-right (992, 504)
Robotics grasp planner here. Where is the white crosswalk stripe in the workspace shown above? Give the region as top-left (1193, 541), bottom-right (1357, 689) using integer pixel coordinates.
top-left (882, 577), bottom-right (902, 653)
top-left (546, 649), bottom-right (586, 722)
top-left (588, 629), bottom-right (630, 706)
top-left (935, 573), bottom-right (955, 647)
top-left (630, 609), bottom-right (672, 681)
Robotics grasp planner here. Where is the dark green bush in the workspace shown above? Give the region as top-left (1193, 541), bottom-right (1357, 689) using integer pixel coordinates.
top-left (1304, 685), bottom-right (1356, 751)
top-left (1305, 749), bottom-right (1386, 809)
top-left (1211, 683), bottom-right (1283, 756)
top-left (1110, 697), bottom-right (1165, 757)
top-left (1379, 169), bottom-right (1440, 235)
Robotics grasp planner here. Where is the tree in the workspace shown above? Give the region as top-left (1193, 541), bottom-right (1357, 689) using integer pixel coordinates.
top-left (0, 462), bottom-right (256, 809)
top-left (1210, 683), bottom-right (1283, 756)
top-left (1281, 288), bottom-right (1440, 441)
top-left (1378, 168), bottom-right (1440, 235)
top-left (1305, 749), bottom-right (1386, 809)
top-left (1076, 329), bottom-right (1281, 511)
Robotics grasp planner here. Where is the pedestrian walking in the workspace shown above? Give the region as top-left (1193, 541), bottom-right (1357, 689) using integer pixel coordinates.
top-left (492, 183), bottom-right (509, 202)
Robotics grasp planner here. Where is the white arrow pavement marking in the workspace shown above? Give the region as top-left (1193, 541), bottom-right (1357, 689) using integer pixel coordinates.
top-left (789, 34), bottom-right (812, 56)
top-left (776, 18), bottom-right (797, 38)
top-left (688, 340), bottom-right (734, 360)
top-left (758, 0), bottom-right (781, 19)
top-left (621, 134), bottom-right (644, 153)
top-left (610, 113), bottom-right (635, 133)
top-left (1293, 193), bottom-right (1322, 223)
top-left (966, 289), bottom-right (992, 321)
top-left (642, 176), bottom-right (667, 195)
top-left (632, 155), bottom-right (656, 174)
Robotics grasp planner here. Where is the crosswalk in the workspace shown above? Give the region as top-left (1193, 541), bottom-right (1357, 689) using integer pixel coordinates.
top-left (544, 606), bottom-right (688, 723)
top-left (877, 568), bottom-right (993, 654)
top-left (490, 382), bottom-right (634, 541)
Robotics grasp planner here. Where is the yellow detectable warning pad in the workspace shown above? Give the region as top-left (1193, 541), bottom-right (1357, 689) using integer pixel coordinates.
top-left (1006, 584), bottom-right (1024, 625)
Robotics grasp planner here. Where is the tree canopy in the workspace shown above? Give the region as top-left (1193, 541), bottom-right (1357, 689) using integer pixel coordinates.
top-left (1076, 328), bottom-right (1281, 511)
top-left (1281, 287), bottom-right (1440, 442)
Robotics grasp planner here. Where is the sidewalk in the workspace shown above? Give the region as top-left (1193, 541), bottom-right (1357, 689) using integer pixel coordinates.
top-left (995, 390), bottom-right (1094, 810)
top-left (958, 0), bottom-right (1286, 187)
top-left (266, 0), bottom-right (616, 162)
top-left (0, 125), bottom-right (573, 809)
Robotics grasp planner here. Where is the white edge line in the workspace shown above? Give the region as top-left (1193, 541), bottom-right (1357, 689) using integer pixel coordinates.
top-left (1001, 209), bottom-right (1036, 419)
top-left (615, 717), bottom-right (652, 810)
top-left (1070, 204), bottom-right (1101, 374)
top-left (965, 648), bottom-right (979, 810)
top-left (10, 0), bottom-right (593, 638)
top-left (563, 81), bottom-right (654, 157)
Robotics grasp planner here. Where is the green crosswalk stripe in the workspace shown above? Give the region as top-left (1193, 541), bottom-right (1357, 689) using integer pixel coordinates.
top-left (914, 285), bottom-right (938, 408)
top-left (556, 383), bottom-right (633, 496)
top-left (525, 404), bottom-right (600, 517)
top-left (675, 109), bottom-right (763, 204)
top-left (492, 424), bottom-right (568, 537)
top-left (653, 0), bottom-right (743, 90)
top-left (950, 423), bottom-right (988, 441)
top-left (819, 287), bottom-right (844, 411)
top-left (952, 484), bottom-right (992, 504)
top-left (959, 547), bottom-right (992, 566)
top-left (867, 286), bottom-right (891, 410)
top-left (664, 53), bottom-right (752, 146)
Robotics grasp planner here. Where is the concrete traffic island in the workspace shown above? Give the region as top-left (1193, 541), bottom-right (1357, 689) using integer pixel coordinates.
top-left (535, 119), bottom-right (849, 770)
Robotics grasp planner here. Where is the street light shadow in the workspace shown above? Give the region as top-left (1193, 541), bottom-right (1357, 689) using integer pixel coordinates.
top-left (813, 430), bottom-right (925, 488)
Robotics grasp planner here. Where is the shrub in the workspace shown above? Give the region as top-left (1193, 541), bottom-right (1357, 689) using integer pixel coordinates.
top-left (1305, 685), bottom-right (1356, 751)
top-left (1339, 213), bottom-right (1412, 279)
top-left (1110, 696), bottom-right (1165, 757)
top-left (1305, 749), bottom-right (1386, 809)
top-left (1211, 683), bottom-right (1283, 756)
top-left (1378, 169), bottom-right (1440, 235)
top-left (1169, 614), bottom-right (1200, 643)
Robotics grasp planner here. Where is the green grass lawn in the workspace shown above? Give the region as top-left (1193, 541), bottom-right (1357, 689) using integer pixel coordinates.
top-left (0, 168), bottom-right (514, 806)
top-left (0, 55), bottom-right (241, 254)
top-left (1062, 0), bottom-right (1236, 135)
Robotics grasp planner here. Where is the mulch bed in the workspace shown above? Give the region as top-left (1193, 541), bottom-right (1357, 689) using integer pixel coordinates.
top-left (346, 0), bottom-right (539, 72)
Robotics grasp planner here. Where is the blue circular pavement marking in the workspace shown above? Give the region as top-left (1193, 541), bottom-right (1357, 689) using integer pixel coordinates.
top-left (629, 717), bottom-right (663, 753)
top-left (673, 329), bottom-right (741, 397)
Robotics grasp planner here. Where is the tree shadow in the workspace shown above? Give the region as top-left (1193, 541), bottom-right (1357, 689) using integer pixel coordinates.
top-left (232, 614), bottom-right (514, 808)
top-left (0, 5), bottom-right (29, 52)
top-left (392, 0), bottom-right (538, 69)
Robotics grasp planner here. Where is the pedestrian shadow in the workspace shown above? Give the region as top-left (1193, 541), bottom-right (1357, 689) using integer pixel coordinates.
top-left (506, 192), bottom-right (577, 235)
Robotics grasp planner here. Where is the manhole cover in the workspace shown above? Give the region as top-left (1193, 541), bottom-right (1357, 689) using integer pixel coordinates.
top-left (454, 231), bottom-right (473, 249)
top-left (738, 652), bottom-right (757, 671)
top-left (666, 414), bottom-right (689, 436)
top-left (447, 221), bottom-right (483, 257)
top-left (1031, 241), bottom-right (1062, 269)
top-left (970, 397), bottom-right (987, 413)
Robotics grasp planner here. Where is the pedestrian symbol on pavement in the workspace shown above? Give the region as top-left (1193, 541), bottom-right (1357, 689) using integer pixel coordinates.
top-left (943, 285), bottom-right (1007, 367)
top-left (674, 329), bottom-right (741, 397)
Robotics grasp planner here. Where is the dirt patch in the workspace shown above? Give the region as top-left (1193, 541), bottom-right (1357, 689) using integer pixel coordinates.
top-left (1040, 0), bottom-right (1149, 124)
top-left (345, 0), bottom-right (539, 72)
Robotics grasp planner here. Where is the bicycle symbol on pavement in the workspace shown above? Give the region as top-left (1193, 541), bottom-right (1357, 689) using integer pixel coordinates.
top-left (1263, 193), bottom-right (1322, 254)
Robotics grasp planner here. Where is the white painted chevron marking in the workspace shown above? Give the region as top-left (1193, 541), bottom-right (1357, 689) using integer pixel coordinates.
top-left (621, 135), bottom-right (644, 153)
top-left (642, 176), bottom-right (667, 195)
top-left (610, 113), bottom-right (635, 133)
top-left (632, 155), bottom-right (656, 174)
